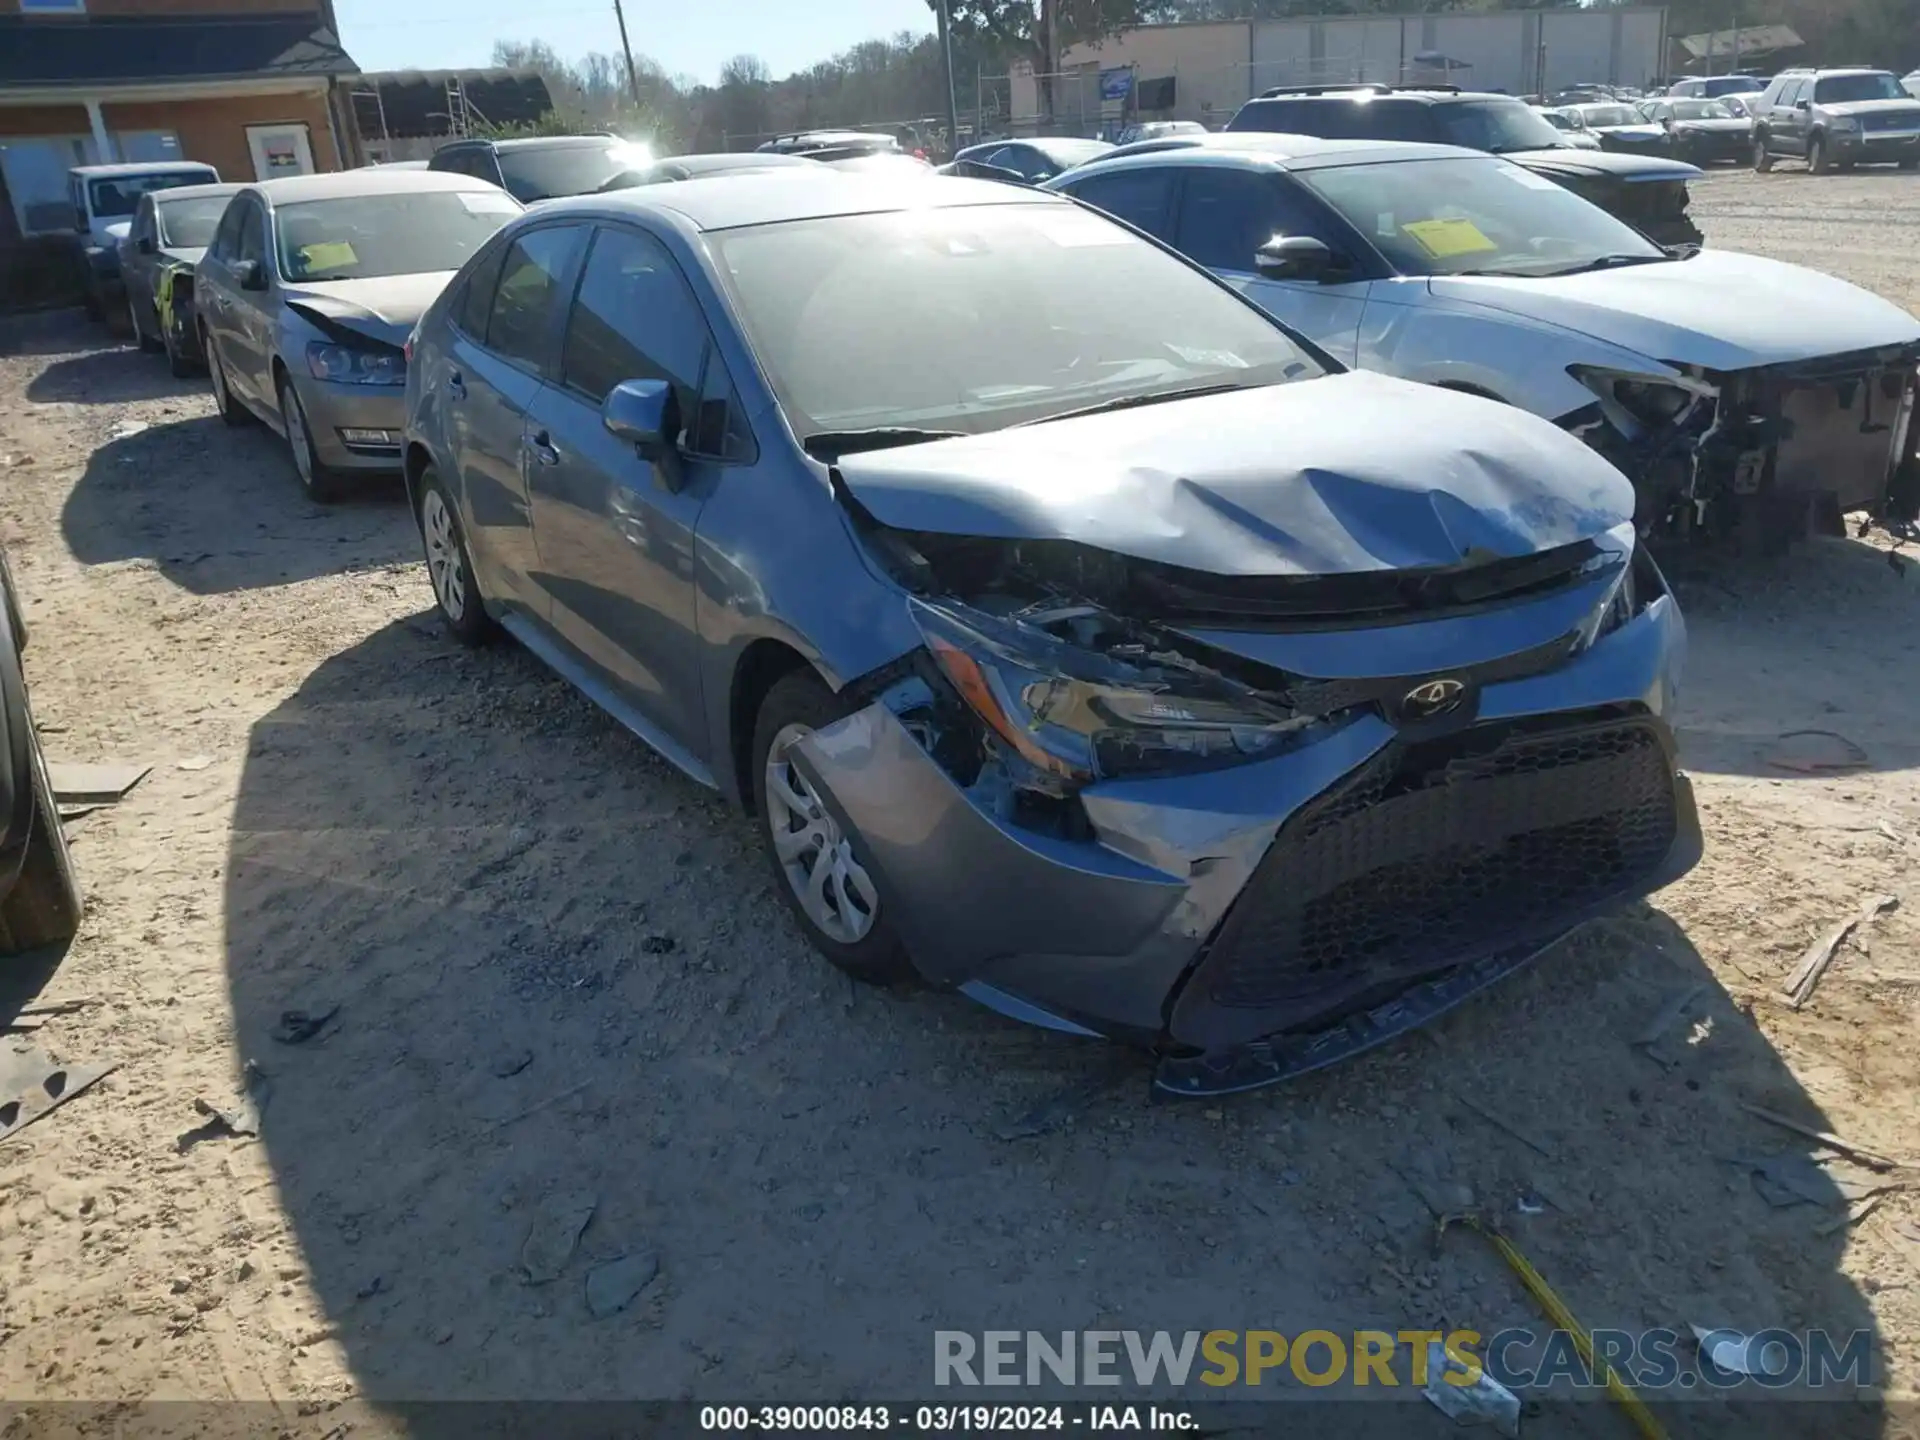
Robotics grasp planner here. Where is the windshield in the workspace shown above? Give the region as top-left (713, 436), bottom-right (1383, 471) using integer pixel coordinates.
top-left (155, 194), bottom-right (232, 248)
top-left (1701, 76), bottom-right (1764, 97)
top-left (498, 142), bottom-right (649, 201)
top-left (88, 170), bottom-right (216, 219)
top-left (1814, 73), bottom-right (1906, 104)
top-left (1034, 138), bottom-right (1116, 166)
top-left (274, 190), bottom-right (521, 282)
top-left (1575, 105), bottom-right (1645, 127)
top-left (1299, 155), bottom-right (1665, 279)
top-left (711, 203), bottom-right (1322, 438)
top-left (1670, 100), bottom-right (1736, 120)
top-left (1539, 110), bottom-right (1574, 130)
top-left (1431, 100), bottom-right (1571, 154)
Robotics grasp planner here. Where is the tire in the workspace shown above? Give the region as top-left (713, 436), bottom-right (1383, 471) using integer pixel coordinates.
top-left (0, 705), bottom-right (83, 956)
top-left (0, 547), bottom-right (25, 655)
top-left (415, 467), bottom-right (495, 646)
top-left (164, 321), bottom-right (197, 379)
top-left (1753, 136), bottom-right (1774, 172)
top-left (128, 295), bottom-right (162, 354)
top-left (1808, 134), bottom-right (1830, 175)
top-left (205, 331), bottom-right (248, 428)
top-left (752, 670), bottom-right (909, 985)
top-left (277, 375), bottom-right (347, 503)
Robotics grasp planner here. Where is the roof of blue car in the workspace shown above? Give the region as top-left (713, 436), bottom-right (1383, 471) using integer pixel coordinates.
top-left (1067, 132), bottom-right (1467, 174)
top-left (547, 170), bottom-right (1053, 232)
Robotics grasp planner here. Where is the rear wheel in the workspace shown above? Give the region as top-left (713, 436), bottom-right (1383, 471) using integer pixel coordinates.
top-left (752, 670), bottom-right (908, 984)
top-left (1752, 136), bottom-right (1774, 172)
top-left (163, 319), bottom-right (197, 379)
top-left (277, 375), bottom-right (347, 503)
top-left (205, 331), bottom-right (248, 427)
top-left (417, 468), bottom-right (495, 646)
top-left (0, 705), bottom-right (83, 956)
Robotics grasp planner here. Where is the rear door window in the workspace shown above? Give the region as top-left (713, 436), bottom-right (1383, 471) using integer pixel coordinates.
top-left (483, 225), bottom-right (588, 371)
top-left (1061, 168), bottom-right (1177, 240)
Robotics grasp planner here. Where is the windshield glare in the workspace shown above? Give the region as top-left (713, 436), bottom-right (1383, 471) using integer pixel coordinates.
top-left (1300, 156), bottom-right (1664, 279)
top-left (275, 190), bottom-right (520, 283)
top-left (713, 203), bottom-right (1321, 437)
top-left (88, 171), bottom-right (215, 219)
top-left (1814, 73), bottom-right (1905, 104)
top-left (1432, 100), bottom-right (1570, 154)
top-left (499, 142), bottom-right (652, 200)
top-left (1577, 105), bottom-right (1645, 127)
top-left (156, 195), bottom-right (232, 248)
top-left (1671, 100), bottom-right (1735, 119)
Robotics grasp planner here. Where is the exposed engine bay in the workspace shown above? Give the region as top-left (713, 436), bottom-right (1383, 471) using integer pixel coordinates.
top-left (1568, 340), bottom-right (1920, 550)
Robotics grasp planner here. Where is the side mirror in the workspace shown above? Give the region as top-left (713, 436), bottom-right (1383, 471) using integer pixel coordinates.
top-left (1254, 234), bottom-right (1340, 282)
top-left (234, 258), bottom-right (266, 291)
top-left (1796, 98), bottom-right (1811, 110)
top-left (602, 378), bottom-right (684, 492)
top-left (136, 236), bottom-right (156, 255)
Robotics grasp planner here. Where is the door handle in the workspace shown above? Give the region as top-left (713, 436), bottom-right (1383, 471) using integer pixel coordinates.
top-left (529, 431), bottom-right (561, 466)
top-left (446, 370), bottom-right (466, 400)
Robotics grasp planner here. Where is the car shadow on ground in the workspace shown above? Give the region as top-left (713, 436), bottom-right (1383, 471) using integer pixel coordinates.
top-left (1666, 536), bottom-right (1920, 778)
top-left (221, 615), bottom-right (1884, 1432)
top-left (25, 344), bottom-right (203, 407)
top-left (61, 416), bottom-right (414, 595)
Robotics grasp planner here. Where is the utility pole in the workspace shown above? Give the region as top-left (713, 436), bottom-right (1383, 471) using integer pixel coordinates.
top-left (612, 0), bottom-right (642, 108)
top-left (936, 0), bottom-right (961, 159)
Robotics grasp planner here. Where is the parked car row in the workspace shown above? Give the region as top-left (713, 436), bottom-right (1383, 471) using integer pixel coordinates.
top-left (88, 117), bottom-right (1920, 1090)
top-left (1539, 68), bottom-right (1920, 173)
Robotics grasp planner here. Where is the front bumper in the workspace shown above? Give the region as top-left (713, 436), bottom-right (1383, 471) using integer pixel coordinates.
top-left (792, 582), bottom-right (1696, 1090)
top-left (296, 377), bottom-right (406, 471)
top-left (1833, 128), bottom-right (1920, 160)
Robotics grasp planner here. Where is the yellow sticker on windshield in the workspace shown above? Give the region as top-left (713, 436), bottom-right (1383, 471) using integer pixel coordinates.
top-left (1401, 218), bottom-right (1498, 259)
top-left (298, 241), bottom-right (357, 272)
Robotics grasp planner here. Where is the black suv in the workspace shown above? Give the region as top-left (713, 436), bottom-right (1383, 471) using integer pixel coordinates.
top-left (1225, 85), bottom-right (1703, 246)
top-left (426, 134), bottom-right (645, 202)
top-left (0, 547), bottom-right (82, 956)
top-left (1749, 69), bottom-right (1920, 173)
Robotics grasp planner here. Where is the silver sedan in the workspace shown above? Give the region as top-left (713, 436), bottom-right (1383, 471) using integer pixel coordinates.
top-left (195, 170), bottom-right (522, 501)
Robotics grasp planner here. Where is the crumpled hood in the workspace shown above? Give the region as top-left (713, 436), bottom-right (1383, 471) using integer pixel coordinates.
top-left (1429, 249), bottom-right (1920, 371)
top-left (1504, 148), bottom-right (1701, 181)
top-left (280, 271), bottom-right (457, 348)
top-left (835, 372), bottom-right (1632, 577)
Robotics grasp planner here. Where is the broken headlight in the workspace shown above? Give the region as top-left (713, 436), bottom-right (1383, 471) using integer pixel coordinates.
top-left (912, 599), bottom-right (1309, 785)
top-left (1570, 364), bottom-right (1712, 437)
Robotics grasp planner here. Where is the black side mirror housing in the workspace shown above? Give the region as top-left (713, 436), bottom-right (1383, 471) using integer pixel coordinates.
top-left (1254, 234), bottom-right (1340, 282)
top-left (234, 258), bottom-right (267, 291)
top-left (603, 378), bottom-right (685, 491)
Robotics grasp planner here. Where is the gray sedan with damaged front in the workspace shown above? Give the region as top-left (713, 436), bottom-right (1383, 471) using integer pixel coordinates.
top-left (402, 171), bottom-right (1701, 1096)
top-left (195, 170), bottom-right (523, 500)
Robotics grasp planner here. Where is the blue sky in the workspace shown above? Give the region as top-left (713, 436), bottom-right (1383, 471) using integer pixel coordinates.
top-left (334, 0), bottom-right (939, 87)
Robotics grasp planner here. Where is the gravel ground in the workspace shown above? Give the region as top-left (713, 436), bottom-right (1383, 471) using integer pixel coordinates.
top-left (0, 170), bottom-right (1916, 1436)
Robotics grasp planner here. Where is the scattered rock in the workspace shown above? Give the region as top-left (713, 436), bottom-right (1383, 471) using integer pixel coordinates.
top-left (520, 1190), bottom-right (597, 1284)
top-left (176, 755), bottom-right (212, 772)
top-left (492, 1048), bottom-right (534, 1078)
top-left (585, 1250), bottom-right (659, 1319)
top-left (642, 933), bottom-right (676, 955)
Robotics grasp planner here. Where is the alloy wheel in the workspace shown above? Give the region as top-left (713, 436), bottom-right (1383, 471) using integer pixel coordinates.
top-left (282, 386), bottom-right (316, 491)
top-left (420, 488), bottom-right (468, 622)
top-left (763, 723), bottom-right (879, 945)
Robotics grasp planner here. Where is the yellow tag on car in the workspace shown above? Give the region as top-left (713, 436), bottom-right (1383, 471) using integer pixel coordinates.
top-left (1402, 218), bottom-right (1498, 259)
top-left (298, 242), bottom-right (357, 272)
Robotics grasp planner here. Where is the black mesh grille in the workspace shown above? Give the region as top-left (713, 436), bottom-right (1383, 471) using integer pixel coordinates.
top-left (1196, 715), bottom-right (1678, 1018)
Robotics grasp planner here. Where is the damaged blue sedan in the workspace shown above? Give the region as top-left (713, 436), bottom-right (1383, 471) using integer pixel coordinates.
top-left (401, 171), bottom-right (1701, 1096)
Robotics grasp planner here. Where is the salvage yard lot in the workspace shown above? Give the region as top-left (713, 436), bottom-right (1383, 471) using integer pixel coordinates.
top-left (0, 166), bottom-right (1916, 1431)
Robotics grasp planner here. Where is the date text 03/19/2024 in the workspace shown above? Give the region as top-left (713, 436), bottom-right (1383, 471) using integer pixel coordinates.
top-left (698, 1406), bottom-right (1199, 1432)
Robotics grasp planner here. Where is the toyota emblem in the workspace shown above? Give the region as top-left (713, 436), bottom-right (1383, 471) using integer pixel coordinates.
top-left (1403, 677), bottom-right (1467, 719)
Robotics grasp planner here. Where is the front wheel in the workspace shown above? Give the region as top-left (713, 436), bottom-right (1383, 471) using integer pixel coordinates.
top-left (277, 376), bottom-right (347, 503)
top-left (416, 468), bottom-right (495, 646)
top-left (1808, 134), bottom-right (1831, 174)
top-left (752, 670), bottom-right (909, 984)
top-left (0, 707), bottom-right (83, 955)
top-left (206, 332), bottom-right (249, 427)
top-left (1753, 136), bottom-right (1774, 172)
top-left (128, 295), bottom-right (162, 354)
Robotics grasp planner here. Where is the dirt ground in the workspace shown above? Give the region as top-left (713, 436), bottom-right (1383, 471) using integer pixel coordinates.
top-left (0, 166), bottom-right (1916, 1434)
